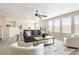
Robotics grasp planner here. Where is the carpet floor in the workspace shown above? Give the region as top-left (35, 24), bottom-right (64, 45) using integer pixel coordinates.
top-left (0, 37), bottom-right (77, 55)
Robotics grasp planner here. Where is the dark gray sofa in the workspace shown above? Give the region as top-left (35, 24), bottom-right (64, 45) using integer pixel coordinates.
top-left (23, 30), bottom-right (41, 43)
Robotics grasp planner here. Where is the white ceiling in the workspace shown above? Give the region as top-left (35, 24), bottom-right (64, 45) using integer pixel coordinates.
top-left (0, 3), bottom-right (79, 20)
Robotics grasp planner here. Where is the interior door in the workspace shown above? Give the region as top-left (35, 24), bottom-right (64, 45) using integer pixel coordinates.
top-left (0, 25), bottom-right (2, 40)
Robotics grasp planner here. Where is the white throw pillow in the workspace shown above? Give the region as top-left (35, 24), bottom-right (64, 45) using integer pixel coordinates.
top-left (25, 31), bottom-right (31, 36)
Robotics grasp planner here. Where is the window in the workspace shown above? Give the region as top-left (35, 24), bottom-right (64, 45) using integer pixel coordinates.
top-left (74, 15), bottom-right (79, 34)
top-left (62, 17), bottom-right (71, 33)
top-left (54, 19), bottom-right (60, 33)
top-left (48, 20), bottom-right (53, 32)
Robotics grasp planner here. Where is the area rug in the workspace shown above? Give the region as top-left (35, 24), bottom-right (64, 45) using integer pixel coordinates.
top-left (44, 39), bottom-right (77, 55)
top-left (0, 38), bottom-right (77, 55)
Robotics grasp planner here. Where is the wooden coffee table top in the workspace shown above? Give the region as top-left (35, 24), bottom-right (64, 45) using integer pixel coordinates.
top-left (34, 36), bottom-right (53, 41)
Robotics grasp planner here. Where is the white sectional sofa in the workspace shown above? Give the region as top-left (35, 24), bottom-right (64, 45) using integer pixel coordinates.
top-left (10, 42), bottom-right (44, 55)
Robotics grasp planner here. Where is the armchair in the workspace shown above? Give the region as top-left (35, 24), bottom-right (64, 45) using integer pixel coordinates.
top-left (64, 34), bottom-right (79, 48)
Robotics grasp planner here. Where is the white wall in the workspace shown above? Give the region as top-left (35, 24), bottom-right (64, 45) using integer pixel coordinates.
top-left (15, 20), bottom-right (35, 30)
top-left (9, 27), bottom-right (19, 37)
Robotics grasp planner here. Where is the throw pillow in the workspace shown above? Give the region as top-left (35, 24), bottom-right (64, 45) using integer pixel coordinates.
top-left (25, 31), bottom-right (31, 36)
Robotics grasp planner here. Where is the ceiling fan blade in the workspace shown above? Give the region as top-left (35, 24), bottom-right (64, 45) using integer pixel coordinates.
top-left (40, 15), bottom-right (47, 17)
top-left (38, 15), bottom-right (41, 19)
top-left (35, 13), bottom-right (38, 16)
top-left (34, 10), bottom-right (47, 19)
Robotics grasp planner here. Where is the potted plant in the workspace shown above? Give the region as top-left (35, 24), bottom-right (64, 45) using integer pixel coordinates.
top-left (42, 33), bottom-right (48, 38)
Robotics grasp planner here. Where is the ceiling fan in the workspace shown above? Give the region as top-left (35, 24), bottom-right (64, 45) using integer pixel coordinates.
top-left (35, 10), bottom-right (47, 19)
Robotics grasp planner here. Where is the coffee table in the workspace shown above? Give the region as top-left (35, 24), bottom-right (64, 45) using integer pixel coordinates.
top-left (34, 36), bottom-right (55, 46)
